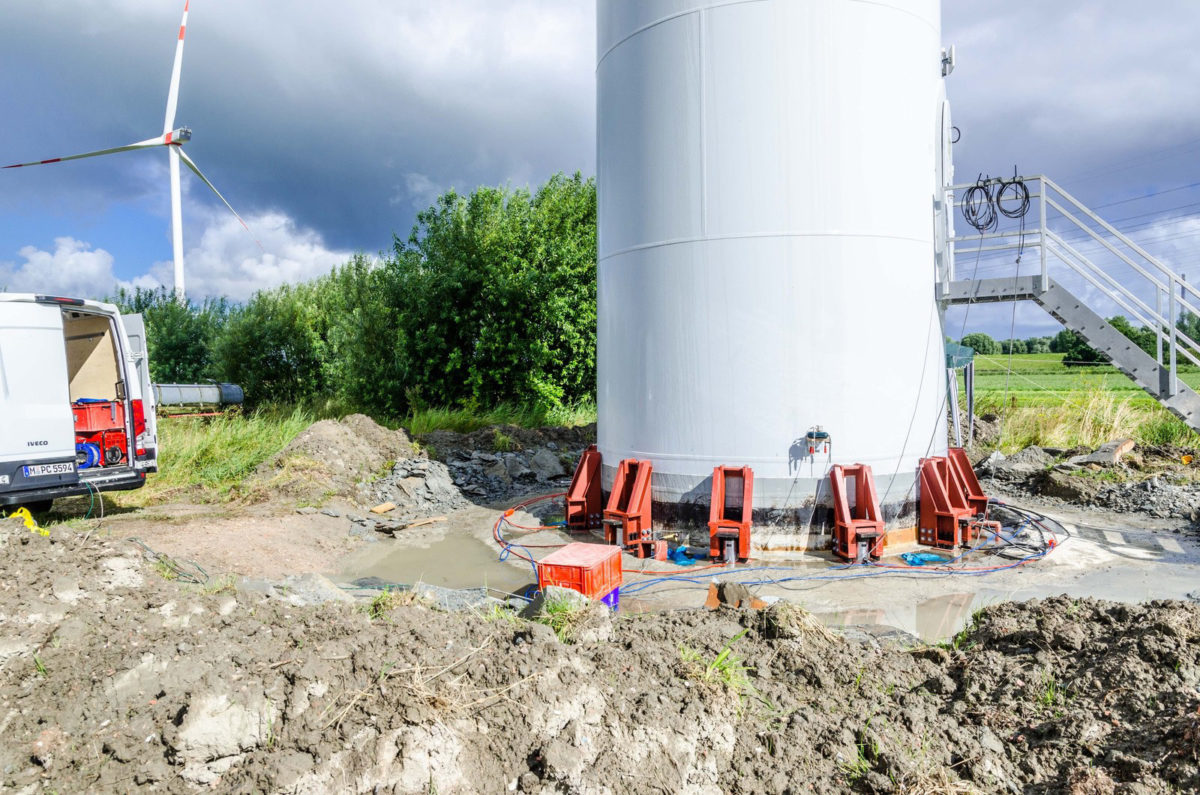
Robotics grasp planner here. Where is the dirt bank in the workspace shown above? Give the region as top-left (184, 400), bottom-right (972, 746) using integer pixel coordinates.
top-left (980, 441), bottom-right (1200, 526)
top-left (3, 520), bottom-right (1199, 793)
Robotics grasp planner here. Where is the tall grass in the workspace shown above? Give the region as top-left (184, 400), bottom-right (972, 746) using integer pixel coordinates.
top-left (123, 408), bottom-right (314, 504)
top-left (403, 401), bottom-right (596, 436)
top-left (106, 401), bottom-right (594, 506)
top-left (976, 390), bottom-right (1200, 451)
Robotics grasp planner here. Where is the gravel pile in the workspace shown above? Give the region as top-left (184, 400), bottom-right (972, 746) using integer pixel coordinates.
top-left (981, 443), bottom-right (1200, 521)
top-left (442, 446), bottom-right (575, 502)
top-left (1086, 477), bottom-right (1200, 520)
top-left (360, 456), bottom-right (466, 511)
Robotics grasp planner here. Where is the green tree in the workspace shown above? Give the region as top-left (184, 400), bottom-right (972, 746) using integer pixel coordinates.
top-left (1051, 329), bottom-right (1104, 366)
top-left (317, 254), bottom-right (407, 415)
top-left (110, 287), bottom-right (229, 383)
top-left (960, 332), bottom-right (998, 355)
top-left (212, 284), bottom-right (327, 404)
top-left (390, 172), bottom-right (597, 411)
top-left (1025, 336), bottom-right (1052, 354)
top-left (1000, 339), bottom-right (1028, 355)
top-left (206, 172), bottom-right (598, 415)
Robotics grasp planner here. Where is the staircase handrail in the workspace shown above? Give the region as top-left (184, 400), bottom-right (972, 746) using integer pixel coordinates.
top-left (949, 173), bottom-right (1200, 396)
top-left (1043, 176), bottom-right (1200, 307)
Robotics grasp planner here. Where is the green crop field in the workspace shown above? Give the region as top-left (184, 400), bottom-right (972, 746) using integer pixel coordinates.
top-left (969, 353), bottom-right (1200, 408)
top-left (958, 353), bottom-right (1200, 451)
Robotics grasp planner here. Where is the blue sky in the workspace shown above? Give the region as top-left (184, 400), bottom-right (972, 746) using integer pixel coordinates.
top-left (1, 1), bottom-right (1198, 340)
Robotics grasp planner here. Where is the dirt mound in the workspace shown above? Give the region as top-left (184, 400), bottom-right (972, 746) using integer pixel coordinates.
top-left (4, 516), bottom-right (1200, 793)
top-left (247, 414), bottom-right (417, 505)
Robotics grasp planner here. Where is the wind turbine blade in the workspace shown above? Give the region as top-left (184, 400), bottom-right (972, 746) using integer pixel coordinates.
top-left (2, 136), bottom-right (165, 169)
top-left (177, 149), bottom-right (262, 250)
top-left (163, 0), bottom-right (190, 134)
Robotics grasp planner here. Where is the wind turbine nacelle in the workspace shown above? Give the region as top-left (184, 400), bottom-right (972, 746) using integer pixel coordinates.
top-left (165, 127), bottom-right (192, 145)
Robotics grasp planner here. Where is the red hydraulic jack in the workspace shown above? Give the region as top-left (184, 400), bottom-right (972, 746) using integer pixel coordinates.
top-left (604, 458), bottom-right (655, 558)
top-left (565, 445), bottom-right (603, 532)
top-left (828, 464), bottom-right (885, 563)
top-left (918, 447), bottom-right (995, 549)
top-left (708, 466), bottom-right (754, 563)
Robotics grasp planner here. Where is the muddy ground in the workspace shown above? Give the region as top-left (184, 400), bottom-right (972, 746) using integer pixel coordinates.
top-left (53, 415), bottom-right (590, 581)
top-left (9, 415), bottom-right (1200, 792)
top-left (2, 522), bottom-right (1199, 793)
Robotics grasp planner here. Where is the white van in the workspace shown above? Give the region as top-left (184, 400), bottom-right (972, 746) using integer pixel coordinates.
top-left (0, 294), bottom-right (158, 511)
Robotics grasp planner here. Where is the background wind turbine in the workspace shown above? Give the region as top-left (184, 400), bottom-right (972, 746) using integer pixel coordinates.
top-left (2, 0), bottom-right (254, 301)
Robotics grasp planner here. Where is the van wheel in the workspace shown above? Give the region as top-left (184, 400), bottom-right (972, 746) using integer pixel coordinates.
top-left (20, 500), bottom-right (53, 514)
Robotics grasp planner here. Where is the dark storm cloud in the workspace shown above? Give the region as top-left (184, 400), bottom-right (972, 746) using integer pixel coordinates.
top-left (944, 0), bottom-right (1200, 204)
top-left (1, 1), bottom-right (1197, 316)
top-left (0, 1), bottom-right (595, 254)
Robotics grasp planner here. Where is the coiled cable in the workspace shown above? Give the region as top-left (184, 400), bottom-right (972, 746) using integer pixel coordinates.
top-left (961, 174), bottom-right (998, 233)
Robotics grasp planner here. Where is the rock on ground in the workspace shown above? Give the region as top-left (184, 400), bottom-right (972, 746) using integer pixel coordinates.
top-left (422, 424), bottom-right (594, 504)
top-left (980, 442), bottom-right (1200, 522)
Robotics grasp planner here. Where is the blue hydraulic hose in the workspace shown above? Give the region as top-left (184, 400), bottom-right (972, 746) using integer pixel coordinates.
top-left (619, 549), bottom-right (1047, 596)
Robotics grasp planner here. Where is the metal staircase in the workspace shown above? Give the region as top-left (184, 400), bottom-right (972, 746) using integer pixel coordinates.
top-left (938, 175), bottom-right (1200, 431)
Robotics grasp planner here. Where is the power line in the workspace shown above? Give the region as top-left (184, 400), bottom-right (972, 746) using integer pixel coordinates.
top-left (1062, 135), bottom-right (1200, 184)
top-left (1092, 180), bottom-right (1200, 210)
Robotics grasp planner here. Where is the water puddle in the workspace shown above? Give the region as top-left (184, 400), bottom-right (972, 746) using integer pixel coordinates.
top-left (814, 592), bottom-right (980, 643)
top-left (329, 503), bottom-right (1200, 642)
top-left (335, 532), bottom-right (534, 595)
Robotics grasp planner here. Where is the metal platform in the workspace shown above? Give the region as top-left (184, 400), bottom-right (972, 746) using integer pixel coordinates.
top-left (941, 175), bottom-right (1200, 432)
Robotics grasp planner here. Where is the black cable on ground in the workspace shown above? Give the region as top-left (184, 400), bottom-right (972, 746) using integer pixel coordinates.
top-left (128, 537), bottom-right (209, 585)
top-left (986, 500), bottom-right (1069, 560)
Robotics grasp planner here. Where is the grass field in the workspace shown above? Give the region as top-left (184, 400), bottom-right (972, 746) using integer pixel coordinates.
top-left (972, 353), bottom-right (1200, 407)
top-left (966, 353), bottom-right (1200, 450)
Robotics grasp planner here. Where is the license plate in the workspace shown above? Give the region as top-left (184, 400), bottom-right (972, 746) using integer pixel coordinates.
top-left (23, 462), bottom-right (75, 478)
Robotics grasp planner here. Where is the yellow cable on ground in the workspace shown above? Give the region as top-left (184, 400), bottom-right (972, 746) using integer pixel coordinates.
top-left (9, 507), bottom-right (49, 537)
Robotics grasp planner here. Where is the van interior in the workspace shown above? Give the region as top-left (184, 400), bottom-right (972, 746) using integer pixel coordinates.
top-left (63, 310), bottom-right (138, 472)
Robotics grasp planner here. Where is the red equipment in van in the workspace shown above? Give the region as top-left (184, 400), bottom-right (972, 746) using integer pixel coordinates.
top-left (72, 399), bottom-right (128, 467)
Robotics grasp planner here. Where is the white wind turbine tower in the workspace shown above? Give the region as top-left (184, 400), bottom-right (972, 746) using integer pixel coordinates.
top-left (3, 1), bottom-right (254, 300)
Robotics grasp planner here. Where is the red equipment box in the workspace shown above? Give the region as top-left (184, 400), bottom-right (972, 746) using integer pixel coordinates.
top-left (72, 400), bottom-right (125, 433)
top-left (72, 400), bottom-right (129, 467)
top-left (536, 542), bottom-right (622, 600)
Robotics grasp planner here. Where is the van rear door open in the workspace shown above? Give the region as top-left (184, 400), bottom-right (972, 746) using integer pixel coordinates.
top-left (0, 302), bottom-right (79, 496)
top-left (120, 312), bottom-right (159, 469)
